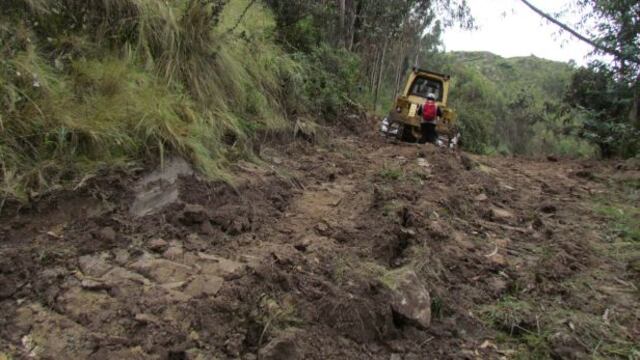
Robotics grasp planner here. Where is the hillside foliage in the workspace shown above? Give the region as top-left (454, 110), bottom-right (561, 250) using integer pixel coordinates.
top-left (1, 0), bottom-right (308, 199)
top-left (425, 52), bottom-right (600, 157)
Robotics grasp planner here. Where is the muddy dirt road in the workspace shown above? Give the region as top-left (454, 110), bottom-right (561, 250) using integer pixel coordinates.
top-left (1, 128), bottom-right (639, 359)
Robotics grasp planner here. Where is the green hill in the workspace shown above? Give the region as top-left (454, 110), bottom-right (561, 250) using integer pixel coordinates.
top-left (423, 51), bottom-right (595, 156)
top-left (448, 51), bottom-right (575, 102)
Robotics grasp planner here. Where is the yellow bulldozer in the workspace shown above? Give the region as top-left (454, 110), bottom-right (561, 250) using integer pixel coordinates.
top-left (381, 67), bottom-right (459, 147)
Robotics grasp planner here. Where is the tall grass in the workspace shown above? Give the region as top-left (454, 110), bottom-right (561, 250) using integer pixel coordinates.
top-left (0, 0), bottom-right (304, 200)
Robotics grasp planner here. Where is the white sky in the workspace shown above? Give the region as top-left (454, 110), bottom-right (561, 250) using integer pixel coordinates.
top-left (442, 0), bottom-right (595, 64)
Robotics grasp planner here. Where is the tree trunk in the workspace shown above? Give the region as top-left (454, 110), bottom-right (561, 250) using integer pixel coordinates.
top-left (373, 39), bottom-right (389, 111)
top-left (631, 74), bottom-right (640, 129)
top-left (370, 47), bottom-right (380, 94)
top-left (349, 0), bottom-right (363, 51)
top-left (347, 0), bottom-right (359, 51)
top-left (338, 0), bottom-right (346, 47)
top-left (393, 45), bottom-right (406, 98)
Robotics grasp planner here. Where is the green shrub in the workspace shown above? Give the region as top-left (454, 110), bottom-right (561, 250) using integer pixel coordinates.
top-left (293, 44), bottom-right (361, 120)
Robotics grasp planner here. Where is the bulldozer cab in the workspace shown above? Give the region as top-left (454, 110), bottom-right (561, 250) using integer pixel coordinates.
top-left (382, 68), bottom-right (458, 145)
top-left (404, 70), bottom-right (449, 106)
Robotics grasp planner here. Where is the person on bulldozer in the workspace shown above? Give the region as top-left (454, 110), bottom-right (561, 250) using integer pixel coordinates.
top-left (417, 93), bottom-right (442, 144)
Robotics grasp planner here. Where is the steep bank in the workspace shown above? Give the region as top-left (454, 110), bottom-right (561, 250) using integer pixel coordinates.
top-left (0, 0), bottom-right (303, 200)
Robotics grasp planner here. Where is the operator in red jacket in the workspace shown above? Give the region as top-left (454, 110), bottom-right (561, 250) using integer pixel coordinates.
top-left (417, 93), bottom-right (442, 144)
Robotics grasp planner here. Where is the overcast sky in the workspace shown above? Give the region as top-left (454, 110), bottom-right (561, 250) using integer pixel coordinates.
top-left (442, 0), bottom-right (595, 64)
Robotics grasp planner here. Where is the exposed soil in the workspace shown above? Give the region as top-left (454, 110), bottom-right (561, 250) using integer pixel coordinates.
top-left (1, 124), bottom-right (639, 359)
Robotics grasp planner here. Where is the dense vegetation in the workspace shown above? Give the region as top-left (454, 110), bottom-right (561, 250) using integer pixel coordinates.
top-left (434, 0), bottom-right (640, 158)
top-left (1, 0), bottom-right (308, 199)
top-left (425, 52), bottom-right (599, 157)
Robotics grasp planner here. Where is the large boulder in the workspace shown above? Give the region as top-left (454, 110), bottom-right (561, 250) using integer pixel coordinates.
top-left (130, 157), bottom-right (194, 217)
top-left (386, 269), bottom-right (431, 329)
top-left (259, 330), bottom-right (301, 360)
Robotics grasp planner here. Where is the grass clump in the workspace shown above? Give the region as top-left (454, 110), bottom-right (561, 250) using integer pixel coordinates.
top-left (378, 166), bottom-right (403, 181)
top-left (480, 296), bottom-right (537, 336)
top-left (595, 203), bottom-right (640, 243)
top-left (591, 195), bottom-right (640, 269)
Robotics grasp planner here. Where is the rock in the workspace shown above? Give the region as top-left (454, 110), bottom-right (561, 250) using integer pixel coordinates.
top-left (460, 154), bottom-right (478, 170)
top-left (574, 170), bottom-right (594, 180)
top-left (148, 238), bottom-right (168, 252)
top-left (488, 207), bottom-right (514, 221)
top-left (532, 216), bottom-right (545, 230)
top-left (58, 287), bottom-right (118, 320)
top-left (398, 227), bottom-right (417, 241)
top-left (130, 157), bottom-right (193, 217)
top-left (549, 332), bottom-right (587, 360)
top-left (0, 275), bottom-right (17, 299)
top-left (417, 158), bottom-right (431, 168)
top-left (332, 227), bottom-right (354, 243)
top-left (183, 275), bottom-right (224, 297)
top-left (627, 257), bottom-right (640, 273)
top-left (180, 204), bottom-right (210, 225)
top-left (494, 238), bottom-right (511, 248)
top-left (134, 313), bottom-right (161, 325)
top-left (97, 227), bottom-right (117, 242)
top-left (487, 277), bottom-right (508, 295)
top-left (259, 330), bottom-right (300, 360)
top-left (160, 281), bottom-right (186, 291)
top-left (226, 218), bottom-right (249, 236)
top-left (185, 234), bottom-right (208, 251)
top-left (224, 333), bottom-right (245, 358)
top-left (129, 256), bottom-right (194, 284)
top-left (112, 249), bottom-right (130, 265)
top-left (294, 238), bottom-right (311, 252)
top-left (101, 266), bottom-right (151, 287)
top-left (487, 253), bottom-right (507, 267)
top-left (474, 193), bottom-right (488, 202)
top-left (163, 246), bottom-right (185, 261)
top-left (539, 203), bottom-right (557, 214)
top-left (78, 253), bottom-right (112, 277)
top-left (387, 269), bottom-right (431, 329)
top-left (14, 304), bottom-right (96, 358)
top-left (81, 279), bottom-right (110, 291)
top-left (427, 221), bottom-right (449, 240)
top-left (315, 222), bottom-right (331, 236)
top-left (200, 220), bottom-right (215, 235)
top-left (40, 266), bottom-right (67, 280)
top-left (196, 253), bottom-right (245, 279)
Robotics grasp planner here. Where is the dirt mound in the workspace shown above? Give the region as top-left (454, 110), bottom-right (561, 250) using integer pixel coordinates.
top-left (1, 131), bottom-right (638, 359)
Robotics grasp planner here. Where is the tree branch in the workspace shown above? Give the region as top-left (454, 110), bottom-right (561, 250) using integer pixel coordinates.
top-left (518, 0), bottom-right (640, 65)
top-left (224, 0), bottom-right (258, 35)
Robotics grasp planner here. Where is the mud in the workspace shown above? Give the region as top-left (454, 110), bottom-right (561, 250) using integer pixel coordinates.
top-left (1, 126), bottom-right (638, 359)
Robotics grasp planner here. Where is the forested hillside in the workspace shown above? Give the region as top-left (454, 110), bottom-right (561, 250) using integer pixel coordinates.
top-left (450, 51), bottom-right (574, 103)
top-left (421, 51), bottom-right (596, 157)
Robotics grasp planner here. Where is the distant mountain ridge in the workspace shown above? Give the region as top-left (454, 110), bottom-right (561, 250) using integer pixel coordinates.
top-left (445, 51), bottom-right (575, 102)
